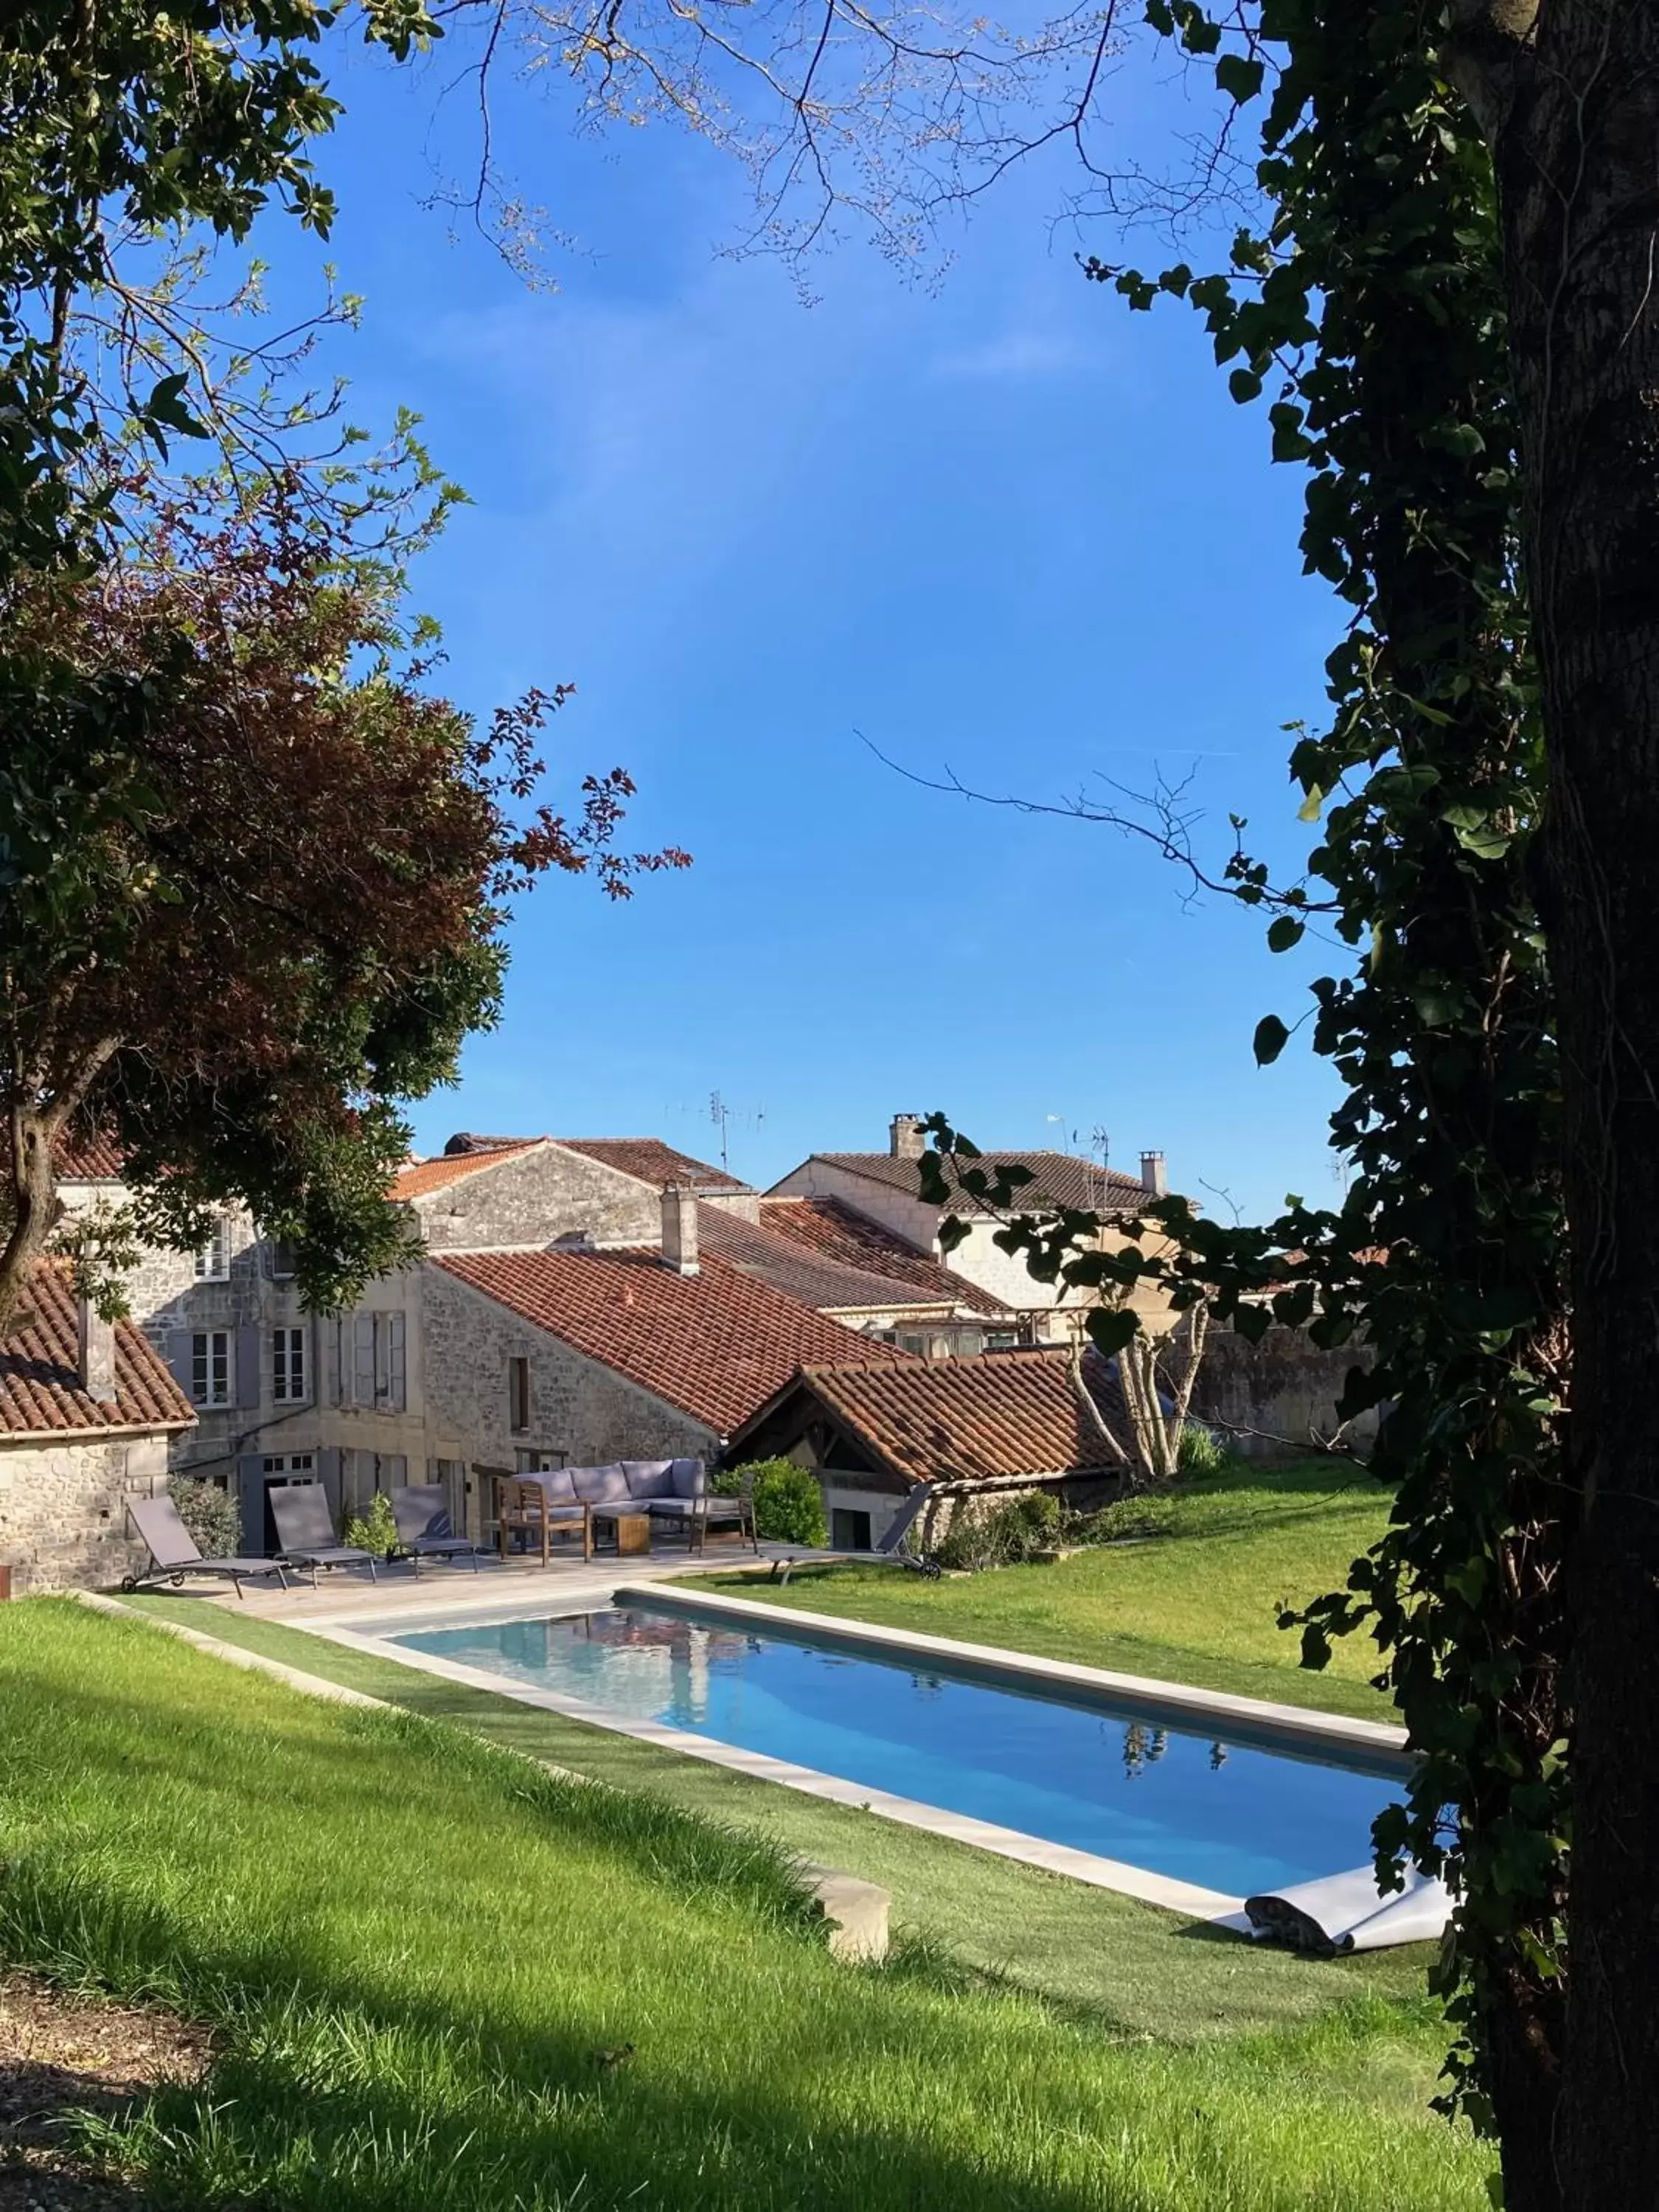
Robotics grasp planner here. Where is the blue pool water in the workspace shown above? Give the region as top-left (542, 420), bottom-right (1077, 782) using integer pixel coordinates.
top-left (392, 1604), bottom-right (1402, 1897)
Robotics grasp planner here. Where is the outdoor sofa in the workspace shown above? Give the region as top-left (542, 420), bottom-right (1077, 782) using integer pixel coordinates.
top-left (506, 1460), bottom-right (756, 1557)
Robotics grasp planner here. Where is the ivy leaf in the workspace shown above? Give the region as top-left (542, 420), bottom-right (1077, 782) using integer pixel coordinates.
top-left (1267, 915), bottom-right (1304, 953)
top-left (1086, 1307), bottom-right (1141, 1355)
top-left (1214, 51), bottom-right (1265, 102)
top-left (1228, 366), bottom-right (1262, 403)
top-left (1253, 1013), bottom-right (1290, 1064)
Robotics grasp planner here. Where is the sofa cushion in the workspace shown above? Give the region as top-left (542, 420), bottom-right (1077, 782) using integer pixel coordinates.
top-left (671, 1458), bottom-right (707, 1499)
top-left (622, 1460), bottom-right (675, 1499)
top-left (572, 1463), bottom-right (630, 1504)
top-left (538, 1468), bottom-right (580, 1503)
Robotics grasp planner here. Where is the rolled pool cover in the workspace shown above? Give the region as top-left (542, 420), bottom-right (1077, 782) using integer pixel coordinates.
top-left (1244, 1864), bottom-right (1450, 1956)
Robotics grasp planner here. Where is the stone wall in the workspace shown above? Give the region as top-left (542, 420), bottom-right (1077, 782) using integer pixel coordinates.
top-left (0, 1430), bottom-right (172, 1593)
top-left (1191, 1323), bottom-right (1379, 1459)
top-left (420, 1271), bottom-right (717, 1538)
top-left (416, 1144), bottom-right (662, 1251)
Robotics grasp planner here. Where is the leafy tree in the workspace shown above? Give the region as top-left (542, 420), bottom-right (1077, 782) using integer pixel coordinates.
top-left (0, 477), bottom-right (688, 1332)
top-left (914, 8), bottom-right (1659, 2209)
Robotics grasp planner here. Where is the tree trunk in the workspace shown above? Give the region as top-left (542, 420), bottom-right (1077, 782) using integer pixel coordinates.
top-left (0, 1107), bottom-right (65, 1338)
top-left (1483, 6), bottom-right (1659, 2205)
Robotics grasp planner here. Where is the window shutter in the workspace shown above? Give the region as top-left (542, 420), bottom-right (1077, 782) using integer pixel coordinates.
top-left (166, 1332), bottom-right (193, 1397)
top-left (296, 1318), bottom-right (312, 1404)
top-left (327, 1320), bottom-right (343, 1406)
top-left (379, 1452), bottom-right (407, 1492)
top-left (235, 1325), bottom-right (262, 1410)
top-left (384, 1312), bottom-right (407, 1411)
top-left (236, 1455), bottom-right (265, 1554)
top-left (352, 1315), bottom-right (375, 1407)
top-left (317, 1447), bottom-right (343, 1522)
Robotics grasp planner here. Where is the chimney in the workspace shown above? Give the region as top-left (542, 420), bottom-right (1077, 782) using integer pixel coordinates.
top-left (77, 1293), bottom-right (118, 1404)
top-left (889, 1113), bottom-right (925, 1161)
top-left (1139, 1150), bottom-right (1168, 1198)
top-left (661, 1184), bottom-right (700, 1276)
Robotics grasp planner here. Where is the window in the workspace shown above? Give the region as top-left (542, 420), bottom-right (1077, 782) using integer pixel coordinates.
top-left (515, 1447), bottom-right (565, 1472)
top-left (831, 1506), bottom-right (872, 1552)
top-left (984, 1330), bottom-right (1019, 1353)
top-left (269, 1239), bottom-right (297, 1279)
top-left (508, 1357), bottom-right (530, 1434)
top-left (338, 1311), bottom-right (406, 1411)
top-left (262, 1453), bottom-right (315, 1478)
top-left (190, 1330), bottom-right (231, 1407)
top-left (194, 1216), bottom-right (232, 1281)
top-left (899, 1333), bottom-right (927, 1358)
top-left (271, 1326), bottom-right (307, 1403)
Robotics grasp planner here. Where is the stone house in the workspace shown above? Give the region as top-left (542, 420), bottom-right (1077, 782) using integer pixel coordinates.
top-left (769, 1115), bottom-right (1178, 1344)
top-left (0, 1259), bottom-right (195, 1593)
top-left (727, 1346), bottom-right (1130, 1552)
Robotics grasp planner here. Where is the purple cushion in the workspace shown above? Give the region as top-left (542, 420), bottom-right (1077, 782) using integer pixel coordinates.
top-left (573, 1463), bottom-right (630, 1504)
top-left (538, 1469), bottom-right (580, 1503)
top-left (671, 1458), bottom-right (707, 1498)
top-left (622, 1460), bottom-right (675, 1499)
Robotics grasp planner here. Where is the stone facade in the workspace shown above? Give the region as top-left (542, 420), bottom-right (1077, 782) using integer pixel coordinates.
top-left (1191, 1323), bottom-right (1380, 1459)
top-left (420, 1270), bottom-right (717, 1540)
top-left (0, 1430), bottom-right (172, 1594)
top-left (414, 1143), bottom-right (663, 1251)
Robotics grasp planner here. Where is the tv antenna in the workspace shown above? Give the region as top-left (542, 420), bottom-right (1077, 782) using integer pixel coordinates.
top-left (709, 1091), bottom-right (765, 1173)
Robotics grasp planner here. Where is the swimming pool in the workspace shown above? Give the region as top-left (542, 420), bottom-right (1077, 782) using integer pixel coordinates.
top-left (391, 1600), bottom-right (1402, 1899)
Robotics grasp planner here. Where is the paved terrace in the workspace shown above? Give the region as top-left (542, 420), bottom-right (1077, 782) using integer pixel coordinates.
top-left (156, 1538), bottom-right (840, 1628)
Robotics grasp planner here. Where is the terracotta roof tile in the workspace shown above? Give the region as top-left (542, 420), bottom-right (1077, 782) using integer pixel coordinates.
top-left (758, 1197), bottom-right (1015, 1318)
top-left (434, 1246), bottom-right (910, 1435)
top-left (554, 1138), bottom-right (749, 1194)
top-left (763, 1348), bottom-right (1126, 1486)
top-left (697, 1205), bottom-right (959, 1316)
top-left (392, 1142), bottom-right (544, 1201)
top-left (788, 1149), bottom-right (1152, 1217)
top-left (0, 1262), bottom-right (196, 1437)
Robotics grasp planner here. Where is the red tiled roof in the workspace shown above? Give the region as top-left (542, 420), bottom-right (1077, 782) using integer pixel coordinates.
top-left (554, 1138), bottom-right (749, 1194)
top-left (393, 1142), bottom-right (544, 1201)
top-left (54, 1132), bottom-right (127, 1180)
top-left (745, 1348), bottom-right (1127, 1486)
top-left (434, 1247), bottom-right (910, 1434)
top-left (697, 1205), bottom-right (959, 1317)
top-left (759, 1197), bottom-right (1015, 1318)
top-left (785, 1149), bottom-right (1152, 1216)
top-left (0, 1262), bottom-right (196, 1437)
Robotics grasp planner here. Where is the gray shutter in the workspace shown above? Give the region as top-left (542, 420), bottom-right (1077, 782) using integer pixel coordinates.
top-left (352, 1315), bottom-right (376, 1407)
top-left (167, 1331), bottom-right (194, 1398)
top-left (326, 1319), bottom-right (342, 1406)
top-left (298, 1318), bottom-right (313, 1404)
top-left (317, 1446), bottom-right (343, 1522)
top-left (235, 1325), bottom-right (262, 1410)
top-left (237, 1454), bottom-right (266, 1554)
top-left (379, 1452), bottom-right (407, 1492)
top-left (385, 1312), bottom-right (407, 1411)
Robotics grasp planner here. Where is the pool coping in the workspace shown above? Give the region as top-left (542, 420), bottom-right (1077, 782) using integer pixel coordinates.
top-left (305, 1611), bottom-right (1253, 1925)
top-left (616, 1581), bottom-right (1412, 1770)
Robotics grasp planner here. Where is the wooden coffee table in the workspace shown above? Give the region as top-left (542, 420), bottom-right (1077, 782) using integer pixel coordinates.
top-left (594, 1509), bottom-right (652, 1557)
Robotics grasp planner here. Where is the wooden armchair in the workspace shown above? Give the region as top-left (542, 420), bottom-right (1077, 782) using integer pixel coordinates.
top-left (495, 1475), bottom-right (592, 1565)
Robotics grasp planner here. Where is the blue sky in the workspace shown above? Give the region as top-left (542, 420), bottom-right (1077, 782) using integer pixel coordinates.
top-left (261, 22), bottom-right (1348, 1221)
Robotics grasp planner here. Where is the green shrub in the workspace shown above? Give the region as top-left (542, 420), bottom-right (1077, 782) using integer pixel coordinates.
top-left (1178, 1424), bottom-right (1237, 1478)
top-left (169, 1478), bottom-right (241, 1559)
top-left (712, 1458), bottom-right (827, 1546)
top-left (933, 1489), bottom-right (1062, 1573)
top-left (344, 1492), bottom-right (400, 1560)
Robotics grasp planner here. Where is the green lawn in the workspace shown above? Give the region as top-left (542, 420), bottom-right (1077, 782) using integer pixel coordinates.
top-left (712, 1461), bottom-right (1397, 1722)
top-left (1, 1601), bottom-right (1490, 2212)
top-left (127, 1589), bottom-right (1417, 2039)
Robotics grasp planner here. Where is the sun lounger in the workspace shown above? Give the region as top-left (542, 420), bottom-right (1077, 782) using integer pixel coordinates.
top-left (125, 1495), bottom-right (289, 1600)
top-left (391, 1484), bottom-right (481, 1571)
top-left (269, 1483), bottom-right (378, 1586)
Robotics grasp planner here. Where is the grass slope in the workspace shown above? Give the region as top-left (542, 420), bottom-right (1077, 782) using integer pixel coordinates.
top-left (712, 1462), bottom-right (1396, 1722)
top-left (1, 1601), bottom-right (1491, 2212)
top-left (128, 1591), bottom-right (1422, 2038)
